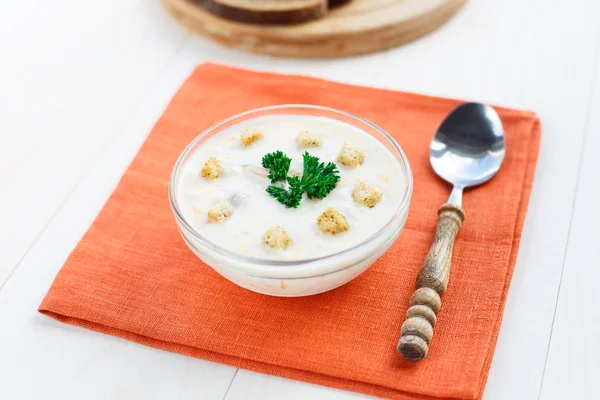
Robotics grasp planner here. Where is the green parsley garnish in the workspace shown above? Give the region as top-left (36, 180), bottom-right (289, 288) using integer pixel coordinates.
top-left (299, 153), bottom-right (340, 199)
top-left (261, 150), bottom-right (291, 183)
top-left (262, 151), bottom-right (341, 208)
top-left (265, 176), bottom-right (304, 208)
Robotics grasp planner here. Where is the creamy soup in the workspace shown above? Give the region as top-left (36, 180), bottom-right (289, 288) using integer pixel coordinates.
top-left (176, 115), bottom-right (405, 261)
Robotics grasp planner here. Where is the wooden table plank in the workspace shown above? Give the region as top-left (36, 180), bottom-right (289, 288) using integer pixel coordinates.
top-left (226, 370), bottom-right (375, 400)
top-left (539, 55), bottom-right (600, 400)
top-left (0, 0), bottom-right (189, 286)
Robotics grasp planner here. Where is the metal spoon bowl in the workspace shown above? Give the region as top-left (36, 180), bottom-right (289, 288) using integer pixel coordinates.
top-left (430, 103), bottom-right (505, 206)
top-left (397, 102), bottom-right (506, 361)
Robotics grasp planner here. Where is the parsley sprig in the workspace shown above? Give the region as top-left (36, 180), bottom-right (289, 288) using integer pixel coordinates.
top-left (262, 150), bottom-right (291, 183)
top-left (265, 176), bottom-right (303, 208)
top-left (261, 151), bottom-right (341, 208)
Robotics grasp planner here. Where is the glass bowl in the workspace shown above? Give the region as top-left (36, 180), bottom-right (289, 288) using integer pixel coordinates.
top-left (168, 105), bottom-right (413, 297)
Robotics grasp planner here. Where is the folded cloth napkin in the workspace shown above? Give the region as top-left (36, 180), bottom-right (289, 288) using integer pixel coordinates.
top-left (39, 63), bottom-right (541, 400)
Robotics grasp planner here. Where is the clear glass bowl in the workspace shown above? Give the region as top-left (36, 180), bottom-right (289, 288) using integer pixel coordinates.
top-left (168, 105), bottom-right (413, 297)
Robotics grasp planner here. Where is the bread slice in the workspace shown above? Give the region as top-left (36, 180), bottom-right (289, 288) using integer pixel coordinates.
top-left (196, 0), bottom-right (327, 24)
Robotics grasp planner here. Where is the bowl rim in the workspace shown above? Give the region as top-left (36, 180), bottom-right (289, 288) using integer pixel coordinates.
top-left (168, 104), bottom-right (413, 272)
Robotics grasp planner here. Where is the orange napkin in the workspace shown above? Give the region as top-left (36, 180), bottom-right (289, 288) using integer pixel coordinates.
top-left (39, 64), bottom-right (541, 400)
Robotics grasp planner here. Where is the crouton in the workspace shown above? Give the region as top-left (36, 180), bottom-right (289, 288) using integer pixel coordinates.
top-left (207, 200), bottom-right (234, 223)
top-left (240, 128), bottom-right (263, 146)
top-left (261, 226), bottom-right (292, 250)
top-left (352, 180), bottom-right (383, 208)
top-left (296, 130), bottom-right (323, 147)
top-left (201, 157), bottom-right (223, 180)
top-left (337, 142), bottom-right (365, 167)
top-left (317, 207), bottom-right (349, 235)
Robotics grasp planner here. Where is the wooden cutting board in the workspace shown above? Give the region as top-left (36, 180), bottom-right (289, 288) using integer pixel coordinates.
top-left (162, 0), bottom-right (466, 58)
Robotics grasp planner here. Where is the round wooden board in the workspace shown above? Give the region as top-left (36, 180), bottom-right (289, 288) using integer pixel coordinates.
top-left (162, 0), bottom-right (466, 58)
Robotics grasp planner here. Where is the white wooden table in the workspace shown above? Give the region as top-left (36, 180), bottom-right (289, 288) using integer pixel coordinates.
top-left (1, 1), bottom-right (598, 399)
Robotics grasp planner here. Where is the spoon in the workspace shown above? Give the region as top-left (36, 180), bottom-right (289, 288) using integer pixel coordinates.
top-left (397, 102), bottom-right (505, 361)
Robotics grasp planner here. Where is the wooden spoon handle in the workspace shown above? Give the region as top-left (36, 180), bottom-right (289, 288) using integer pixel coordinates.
top-left (397, 204), bottom-right (465, 361)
